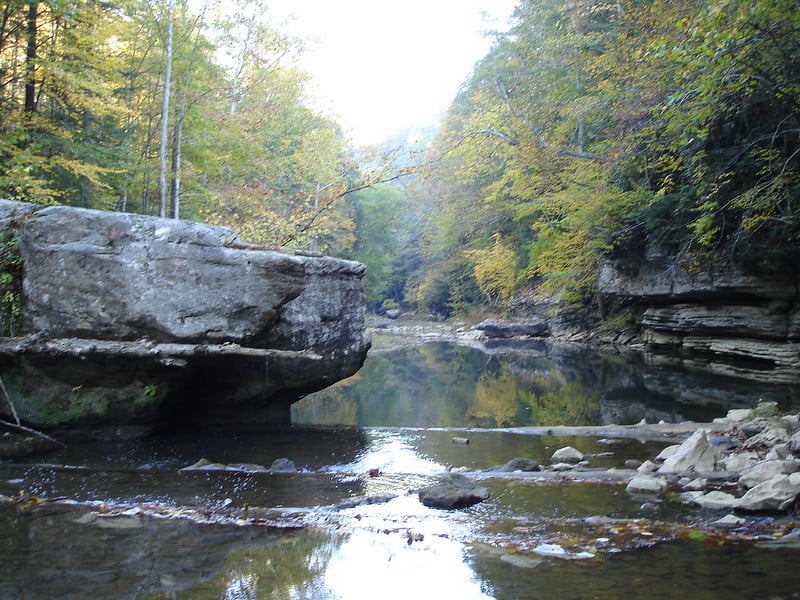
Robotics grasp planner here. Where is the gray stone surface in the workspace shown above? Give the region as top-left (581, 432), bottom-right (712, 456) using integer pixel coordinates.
top-left (694, 491), bottom-right (739, 510)
top-left (626, 475), bottom-right (668, 495)
top-left (418, 474), bottom-right (490, 509)
top-left (489, 457), bottom-right (541, 473)
top-left (473, 318), bottom-right (549, 338)
top-left (597, 252), bottom-right (800, 378)
top-left (0, 199), bottom-right (370, 435)
top-left (658, 429), bottom-right (716, 474)
top-left (551, 446), bottom-right (584, 463)
top-left (736, 474), bottom-right (800, 511)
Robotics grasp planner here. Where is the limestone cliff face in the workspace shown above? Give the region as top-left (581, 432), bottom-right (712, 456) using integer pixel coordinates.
top-left (598, 249), bottom-right (799, 382)
top-left (0, 199), bottom-right (370, 437)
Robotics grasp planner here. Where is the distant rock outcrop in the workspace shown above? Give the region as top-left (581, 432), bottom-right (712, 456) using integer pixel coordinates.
top-left (0, 199), bottom-right (370, 437)
top-left (598, 247), bottom-right (800, 382)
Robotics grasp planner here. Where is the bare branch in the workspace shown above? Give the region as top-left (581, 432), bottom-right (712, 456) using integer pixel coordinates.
top-left (0, 374), bottom-right (66, 448)
top-left (464, 126), bottom-right (608, 161)
top-left (466, 127), bottom-right (520, 146)
top-left (0, 375), bottom-right (20, 425)
top-left (280, 169), bottom-right (416, 247)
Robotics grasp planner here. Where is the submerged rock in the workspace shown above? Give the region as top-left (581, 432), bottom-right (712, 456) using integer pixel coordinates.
top-left (179, 459), bottom-right (268, 473)
top-left (418, 474), bottom-right (490, 509)
top-left (335, 494), bottom-right (397, 510)
top-left (489, 457), bottom-right (541, 473)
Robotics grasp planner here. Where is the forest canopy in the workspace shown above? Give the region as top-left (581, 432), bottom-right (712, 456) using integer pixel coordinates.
top-left (407, 0), bottom-right (800, 314)
top-left (0, 0), bottom-right (356, 253)
top-left (1, 0), bottom-right (798, 317)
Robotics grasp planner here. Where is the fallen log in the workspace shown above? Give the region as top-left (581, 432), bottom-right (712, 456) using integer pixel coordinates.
top-left (0, 336), bottom-right (322, 364)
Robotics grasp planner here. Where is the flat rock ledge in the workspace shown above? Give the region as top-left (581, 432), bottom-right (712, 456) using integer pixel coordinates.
top-left (0, 199), bottom-right (370, 437)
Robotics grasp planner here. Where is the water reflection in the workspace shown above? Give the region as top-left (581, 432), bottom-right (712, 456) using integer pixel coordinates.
top-left (293, 341), bottom-right (799, 427)
top-left (0, 502), bottom-right (293, 600)
top-left (4, 340), bottom-right (800, 599)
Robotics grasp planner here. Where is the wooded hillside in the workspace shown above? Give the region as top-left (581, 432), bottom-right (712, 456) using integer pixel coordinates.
top-left (1, 1), bottom-right (798, 319)
top-left (0, 0), bottom-right (355, 252)
top-left (404, 0), bottom-right (799, 315)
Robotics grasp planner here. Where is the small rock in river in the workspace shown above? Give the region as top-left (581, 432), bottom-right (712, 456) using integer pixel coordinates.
top-left (637, 460), bottom-right (660, 474)
top-left (489, 457), bottom-right (540, 472)
top-left (418, 474), bottom-right (490, 509)
top-left (551, 446), bottom-right (584, 463)
top-left (179, 458), bottom-right (227, 471)
top-left (626, 475), bottom-right (668, 495)
top-left (658, 430), bottom-right (716, 474)
top-left (550, 462), bottom-right (576, 472)
top-left (451, 437), bottom-right (470, 446)
top-left (712, 513), bottom-right (748, 527)
top-left (737, 474), bottom-right (800, 511)
top-left (693, 491), bottom-right (739, 510)
top-left (335, 494), bottom-right (397, 510)
top-left (681, 477), bottom-right (708, 491)
top-left (270, 458), bottom-right (298, 474)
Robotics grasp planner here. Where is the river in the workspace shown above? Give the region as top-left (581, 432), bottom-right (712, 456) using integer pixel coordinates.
top-left (1, 338), bottom-right (799, 599)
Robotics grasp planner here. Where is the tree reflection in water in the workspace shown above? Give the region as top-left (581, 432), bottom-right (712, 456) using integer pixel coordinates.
top-left (294, 340), bottom-right (798, 428)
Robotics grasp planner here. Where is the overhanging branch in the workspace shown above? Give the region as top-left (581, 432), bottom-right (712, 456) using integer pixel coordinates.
top-left (465, 126), bottom-right (608, 161)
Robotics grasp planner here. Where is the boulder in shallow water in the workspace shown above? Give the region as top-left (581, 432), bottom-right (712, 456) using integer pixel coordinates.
top-left (489, 457), bottom-right (541, 472)
top-left (658, 429), bottom-right (716, 473)
top-left (270, 458), bottom-right (298, 474)
top-left (0, 199), bottom-right (370, 436)
top-left (418, 474), bottom-right (490, 509)
top-left (551, 446), bottom-right (584, 463)
top-left (736, 474), bottom-right (800, 511)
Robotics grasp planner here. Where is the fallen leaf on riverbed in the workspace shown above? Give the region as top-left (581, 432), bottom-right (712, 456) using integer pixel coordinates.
top-left (406, 531), bottom-right (424, 545)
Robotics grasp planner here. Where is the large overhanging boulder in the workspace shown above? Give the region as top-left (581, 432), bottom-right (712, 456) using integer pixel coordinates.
top-left (0, 199), bottom-right (370, 438)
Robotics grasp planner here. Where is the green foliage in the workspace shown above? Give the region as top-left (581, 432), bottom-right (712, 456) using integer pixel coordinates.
top-left (408, 0), bottom-right (800, 312)
top-left (0, 232), bottom-right (24, 336)
top-left (465, 233), bottom-right (518, 307)
top-left (0, 0), bottom-right (358, 254)
top-left (345, 184), bottom-right (413, 308)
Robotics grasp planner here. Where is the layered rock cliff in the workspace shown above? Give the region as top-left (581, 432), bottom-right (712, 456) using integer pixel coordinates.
top-left (0, 199), bottom-right (370, 437)
top-left (598, 248), bottom-right (799, 383)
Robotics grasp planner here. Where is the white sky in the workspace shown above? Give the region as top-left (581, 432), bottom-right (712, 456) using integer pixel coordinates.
top-left (267, 0), bottom-right (517, 146)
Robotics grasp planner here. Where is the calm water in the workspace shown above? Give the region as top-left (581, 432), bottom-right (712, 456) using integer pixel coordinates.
top-left (1, 340), bottom-right (799, 599)
top-left (293, 340), bottom-right (800, 427)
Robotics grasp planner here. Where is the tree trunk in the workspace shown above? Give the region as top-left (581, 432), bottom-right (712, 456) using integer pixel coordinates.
top-left (24, 1), bottom-right (38, 113)
top-left (171, 110), bottom-right (184, 219)
top-left (158, 0), bottom-right (175, 218)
